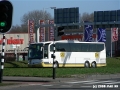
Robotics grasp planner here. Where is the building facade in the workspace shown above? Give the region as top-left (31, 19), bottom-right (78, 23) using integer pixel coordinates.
top-left (0, 33), bottom-right (35, 61)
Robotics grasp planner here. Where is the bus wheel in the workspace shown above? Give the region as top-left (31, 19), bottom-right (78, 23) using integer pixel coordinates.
top-left (84, 61), bottom-right (90, 68)
top-left (54, 61), bottom-right (59, 68)
top-left (91, 61), bottom-right (96, 68)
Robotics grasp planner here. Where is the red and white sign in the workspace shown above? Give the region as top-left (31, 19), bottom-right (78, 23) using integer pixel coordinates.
top-left (28, 20), bottom-right (34, 44)
top-left (48, 20), bottom-right (54, 41)
top-left (0, 37), bottom-right (24, 44)
top-left (39, 20), bottom-right (45, 42)
top-left (111, 28), bottom-right (118, 42)
top-left (61, 34), bottom-right (96, 41)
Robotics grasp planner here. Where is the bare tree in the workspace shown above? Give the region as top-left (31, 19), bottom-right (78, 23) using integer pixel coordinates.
top-left (21, 10), bottom-right (53, 25)
top-left (80, 12), bottom-right (94, 22)
top-left (9, 10), bottom-right (53, 33)
top-left (9, 24), bottom-right (27, 33)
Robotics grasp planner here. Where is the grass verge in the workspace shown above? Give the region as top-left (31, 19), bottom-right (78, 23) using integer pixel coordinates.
top-left (3, 57), bottom-right (120, 77)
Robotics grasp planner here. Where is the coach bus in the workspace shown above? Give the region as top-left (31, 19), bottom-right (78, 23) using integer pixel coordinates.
top-left (28, 40), bottom-right (106, 68)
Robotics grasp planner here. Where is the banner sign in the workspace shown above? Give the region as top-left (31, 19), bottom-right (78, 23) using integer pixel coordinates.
top-left (84, 25), bottom-right (93, 42)
top-left (97, 28), bottom-right (106, 42)
top-left (48, 20), bottom-right (54, 41)
top-left (28, 20), bottom-right (34, 44)
top-left (111, 28), bottom-right (118, 42)
top-left (39, 20), bottom-right (45, 42)
top-left (61, 34), bottom-right (96, 41)
top-left (61, 34), bottom-right (83, 41)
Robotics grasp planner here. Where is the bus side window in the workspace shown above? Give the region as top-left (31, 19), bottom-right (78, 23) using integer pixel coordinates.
top-left (81, 43), bottom-right (88, 52)
top-left (51, 43), bottom-right (70, 52)
top-left (89, 44), bottom-right (96, 52)
top-left (96, 44), bottom-right (104, 52)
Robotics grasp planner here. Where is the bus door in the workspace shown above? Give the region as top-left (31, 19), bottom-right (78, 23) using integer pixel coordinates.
top-left (43, 43), bottom-right (49, 63)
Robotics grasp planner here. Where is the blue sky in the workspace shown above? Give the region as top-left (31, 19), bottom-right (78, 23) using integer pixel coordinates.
top-left (10, 0), bottom-right (120, 26)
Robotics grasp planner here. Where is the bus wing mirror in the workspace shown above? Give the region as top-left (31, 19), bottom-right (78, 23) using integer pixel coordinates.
top-left (24, 47), bottom-right (29, 50)
top-left (41, 47), bottom-right (43, 51)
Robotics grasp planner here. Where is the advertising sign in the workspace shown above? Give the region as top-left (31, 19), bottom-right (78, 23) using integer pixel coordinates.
top-left (39, 20), bottom-right (45, 42)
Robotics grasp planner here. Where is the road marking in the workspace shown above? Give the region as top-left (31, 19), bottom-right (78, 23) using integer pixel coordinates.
top-left (66, 80), bottom-right (99, 84)
top-left (85, 80), bottom-right (116, 84)
top-left (81, 86), bottom-right (92, 88)
top-left (29, 84), bottom-right (43, 86)
top-left (42, 84), bottom-right (53, 86)
top-left (61, 85), bottom-right (72, 87)
top-left (66, 79), bottom-right (120, 85)
top-left (104, 81), bottom-right (120, 84)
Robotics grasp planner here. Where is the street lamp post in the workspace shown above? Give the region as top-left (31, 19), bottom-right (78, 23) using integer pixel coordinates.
top-left (42, 7), bottom-right (57, 79)
top-left (15, 35), bottom-right (20, 61)
top-left (50, 7), bottom-right (57, 79)
top-left (17, 35), bottom-right (20, 61)
top-left (43, 7), bottom-right (56, 20)
top-left (43, 8), bottom-right (50, 20)
top-left (15, 43), bottom-right (17, 61)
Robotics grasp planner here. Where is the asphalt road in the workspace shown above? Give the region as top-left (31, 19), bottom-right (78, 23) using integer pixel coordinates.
top-left (0, 74), bottom-right (120, 90)
top-left (1, 78), bottom-right (120, 90)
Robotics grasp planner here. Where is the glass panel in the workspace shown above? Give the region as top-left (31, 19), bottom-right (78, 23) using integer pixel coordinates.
top-left (70, 43), bottom-right (81, 52)
top-left (81, 43), bottom-right (89, 52)
top-left (44, 43), bottom-right (49, 59)
top-left (50, 43), bottom-right (70, 52)
top-left (56, 43), bottom-right (70, 52)
top-left (96, 44), bottom-right (104, 52)
top-left (28, 44), bottom-right (43, 59)
top-left (89, 44), bottom-right (96, 52)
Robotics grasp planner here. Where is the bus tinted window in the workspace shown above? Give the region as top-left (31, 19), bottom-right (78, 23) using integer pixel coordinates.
top-left (50, 42), bottom-right (104, 52)
top-left (89, 44), bottom-right (96, 52)
top-left (28, 44), bottom-right (43, 59)
top-left (81, 43), bottom-right (89, 52)
top-left (96, 44), bottom-right (104, 52)
top-left (50, 44), bottom-right (53, 51)
top-left (50, 43), bottom-right (70, 52)
top-left (44, 43), bottom-right (49, 58)
top-left (70, 43), bottom-right (81, 52)
top-left (56, 43), bottom-right (70, 52)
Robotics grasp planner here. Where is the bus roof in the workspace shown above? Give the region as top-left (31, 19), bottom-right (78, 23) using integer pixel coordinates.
top-left (30, 40), bottom-right (105, 45)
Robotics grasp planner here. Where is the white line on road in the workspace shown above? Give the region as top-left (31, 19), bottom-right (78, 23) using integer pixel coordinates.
top-left (29, 84), bottom-right (43, 86)
top-left (66, 80), bottom-right (99, 84)
top-left (81, 86), bottom-right (92, 88)
top-left (61, 85), bottom-right (73, 87)
top-left (42, 85), bottom-right (53, 86)
top-left (84, 80), bottom-right (116, 84)
top-left (104, 81), bottom-right (120, 84)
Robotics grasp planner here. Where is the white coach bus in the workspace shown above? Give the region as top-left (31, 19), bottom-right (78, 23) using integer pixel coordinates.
top-left (28, 40), bottom-right (106, 68)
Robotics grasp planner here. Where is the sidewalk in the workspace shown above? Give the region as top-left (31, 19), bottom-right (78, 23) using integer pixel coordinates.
top-left (3, 73), bottom-right (120, 82)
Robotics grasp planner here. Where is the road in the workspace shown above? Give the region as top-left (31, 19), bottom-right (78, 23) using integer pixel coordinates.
top-left (1, 78), bottom-right (120, 90)
top-left (0, 76), bottom-right (120, 90)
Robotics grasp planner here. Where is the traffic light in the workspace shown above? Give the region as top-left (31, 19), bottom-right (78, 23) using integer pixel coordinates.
top-left (57, 26), bottom-right (64, 36)
top-left (0, 0), bottom-right (13, 33)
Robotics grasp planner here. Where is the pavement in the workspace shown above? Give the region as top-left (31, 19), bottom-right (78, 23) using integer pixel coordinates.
top-left (2, 73), bottom-right (120, 83)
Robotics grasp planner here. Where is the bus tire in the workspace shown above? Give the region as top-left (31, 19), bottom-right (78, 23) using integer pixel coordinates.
top-left (84, 61), bottom-right (90, 68)
top-left (91, 61), bottom-right (97, 68)
top-left (54, 61), bottom-right (59, 68)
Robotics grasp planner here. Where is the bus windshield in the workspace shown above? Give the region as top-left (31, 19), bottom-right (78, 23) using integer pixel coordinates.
top-left (28, 43), bottom-right (43, 59)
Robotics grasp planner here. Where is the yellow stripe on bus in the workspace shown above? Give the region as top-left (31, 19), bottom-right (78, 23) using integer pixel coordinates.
top-left (28, 63), bottom-right (106, 68)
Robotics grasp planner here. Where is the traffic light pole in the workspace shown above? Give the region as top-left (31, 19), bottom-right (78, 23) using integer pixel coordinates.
top-left (53, 38), bottom-right (56, 79)
top-left (0, 34), bottom-right (6, 83)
